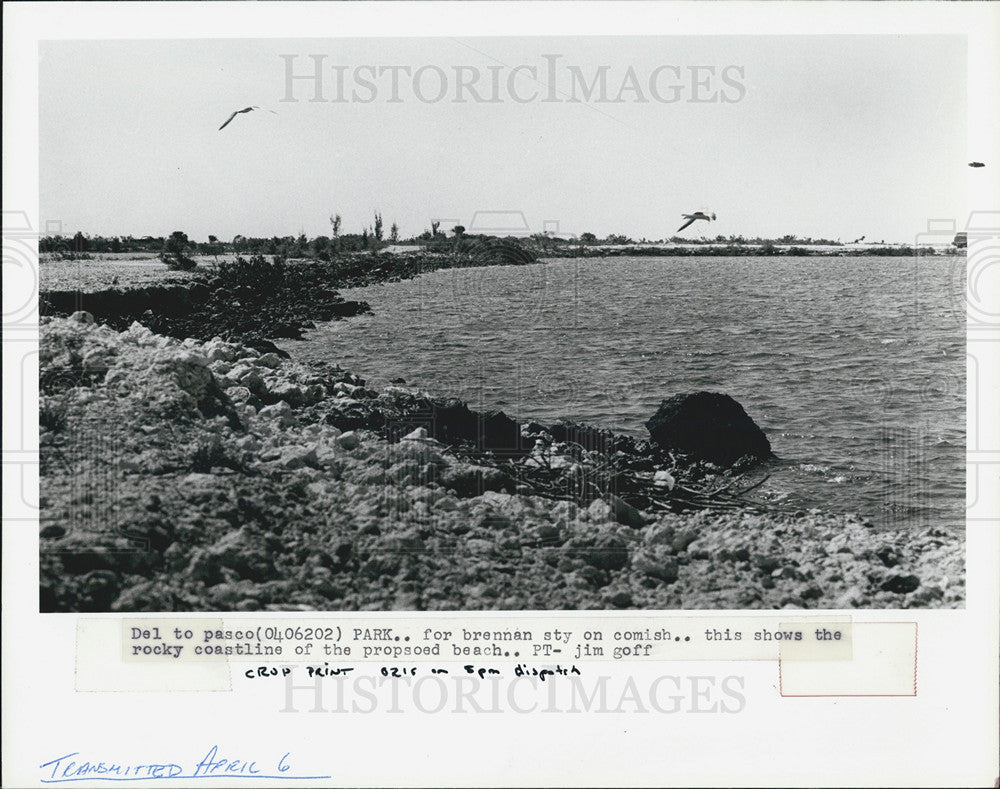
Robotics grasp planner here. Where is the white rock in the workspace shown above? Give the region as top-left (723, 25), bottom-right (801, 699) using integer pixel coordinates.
top-left (203, 340), bottom-right (234, 363)
top-left (315, 446), bottom-right (341, 466)
top-left (278, 444), bottom-right (318, 469)
top-left (258, 400), bottom-right (294, 426)
top-left (401, 427), bottom-right (428, 441)
top-left (236, 435), bottom-right (261, 451)
top-left (238, 369), bottom-right (265, 393)
top-left (653, 470), bottom-right (676, 490)
top-left (267, 381), bottom-right (304, 404)
top-left (127, 322), bottom-right (154, 340)
top-left (306, 481), bottom-right (333, 497)
top-left (588, 498), bottom-right (612, 521)
top-left (337, 431), bottom-right (361, 450)
top-left (183, 472), bottom-right (216, 486)
top-left (227, 386), bottom-right (252, 404)
top-left (81, 349), bottom-right (110, 370)
top-left (257, 352), bottom-right (282, 368)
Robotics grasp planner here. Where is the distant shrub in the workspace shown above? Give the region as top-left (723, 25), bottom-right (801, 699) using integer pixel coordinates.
top-left (214, 254), bottom-right (288, 293)
top-left (161, 231), bottom-right (197, 271)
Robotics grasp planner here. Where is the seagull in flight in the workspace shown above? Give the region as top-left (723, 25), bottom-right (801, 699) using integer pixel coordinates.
top-left (218, 106), bottom-right (276, 131)
top-left (677, 211), bottom-right (716, 233)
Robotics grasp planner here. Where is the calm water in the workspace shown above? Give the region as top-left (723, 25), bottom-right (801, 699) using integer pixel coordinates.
top-left (290, 256), bottom-right (966, 530)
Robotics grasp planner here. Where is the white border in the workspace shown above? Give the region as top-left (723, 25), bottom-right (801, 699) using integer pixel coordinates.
top-left (4, 3), bottom-right (999, 787)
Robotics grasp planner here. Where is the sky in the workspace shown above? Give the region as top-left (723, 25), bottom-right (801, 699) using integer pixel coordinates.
top-left (39, 35), bottom-right (968, 243)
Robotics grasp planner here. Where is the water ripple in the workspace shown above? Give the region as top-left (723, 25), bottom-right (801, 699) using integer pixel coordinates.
top-left (291, 256), bottom-right (965, 530)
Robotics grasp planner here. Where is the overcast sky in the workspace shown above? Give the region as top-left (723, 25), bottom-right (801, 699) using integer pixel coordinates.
top-left (40, 35), bottom-right (967, 243)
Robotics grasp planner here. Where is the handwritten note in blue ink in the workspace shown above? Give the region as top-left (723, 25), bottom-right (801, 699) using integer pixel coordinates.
top-left (41, 746), bottom-right (330, 782)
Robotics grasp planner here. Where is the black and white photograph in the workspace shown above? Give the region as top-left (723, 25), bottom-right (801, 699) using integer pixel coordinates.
top-left (5, 3), bottom-right (1000, 788)
top-left (36, 34), bottom-right (970, 613)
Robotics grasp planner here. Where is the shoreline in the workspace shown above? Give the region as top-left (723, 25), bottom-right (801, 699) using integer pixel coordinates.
top-left (38, 309), bottom-right (964, 611)
top-left (39, 249), bottom-right (536, 345)
top-left (37, 251), bottom-right (965, 611)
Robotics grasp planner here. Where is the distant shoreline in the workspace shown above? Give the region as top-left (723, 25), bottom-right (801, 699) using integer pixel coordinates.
top-left (40, 240), bottom-right (960, 270)
top-left (38, 245), bottom-right (961, 347)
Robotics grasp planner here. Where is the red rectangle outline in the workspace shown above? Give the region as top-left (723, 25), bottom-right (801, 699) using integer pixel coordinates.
top-left (778, 621), bottom-right (918, 697)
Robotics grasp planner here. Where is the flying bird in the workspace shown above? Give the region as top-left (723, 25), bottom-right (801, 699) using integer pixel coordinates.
top-left (969, 161), bottom-right (985, 168)
top-left (676, 211), bottom-right (716, 233)
top-left (218, 106), bottom-right (276, 131)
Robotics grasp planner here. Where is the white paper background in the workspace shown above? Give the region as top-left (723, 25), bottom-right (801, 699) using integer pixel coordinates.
top-left (3, 2), bottom-right (998, 787)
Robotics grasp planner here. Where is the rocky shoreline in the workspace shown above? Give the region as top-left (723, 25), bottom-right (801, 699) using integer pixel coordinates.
top-left (39, 313), bottom-right (964, 612)
top-left (40, 246), bottom-right (536, 346)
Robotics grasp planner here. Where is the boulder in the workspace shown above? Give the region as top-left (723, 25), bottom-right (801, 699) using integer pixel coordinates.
top-left (607, 494), bottom-right (646, 528)
top-left (277, 444), bottom-right (319, 469)
top-left (633, 545), bottom-right (680, 583)
top-left (439, 464), bottom-right (510, 497)
top-left (258, 400), bottom-right (294, 426)
top-left (337, 431), bottom-right (361, 450)
top-left (645, 392), bottom-right (772, 466)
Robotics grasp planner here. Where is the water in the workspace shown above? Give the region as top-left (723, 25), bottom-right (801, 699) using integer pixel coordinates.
top-left (289, 256), bottom-right (966, 530)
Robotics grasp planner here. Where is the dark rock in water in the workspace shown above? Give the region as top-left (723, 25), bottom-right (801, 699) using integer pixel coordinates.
top-left (522, 421), bottom-right (549, 437)
top-left (244, 338), bottom-right (291, 359)
top-left (327, 300), bottom-right (369, 318)
top-left (272, 323), bottom-right (303, 339)
top-left (425, 398), bottom-right (477, 445)
top-left (549, 420), bottom-right (613, 454)
top-left (480, 409), bottom-right (523, 454)
top-left (386, 398), bottom-right (532, 456)
top-left (645, 391), bottom-right (772, 466)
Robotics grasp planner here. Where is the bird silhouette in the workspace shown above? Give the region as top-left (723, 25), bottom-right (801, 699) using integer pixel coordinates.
top-left (218, 106), bottom-right (276, 131)
top-left (677, 211), bottom-right (716, 233)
